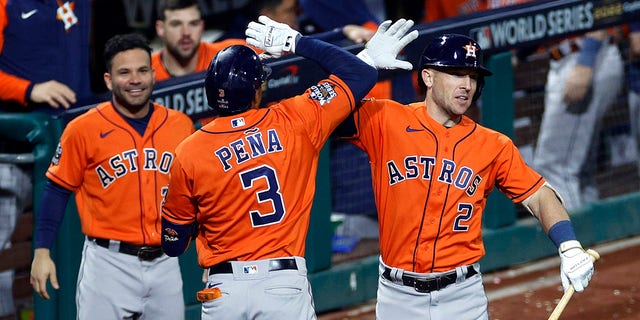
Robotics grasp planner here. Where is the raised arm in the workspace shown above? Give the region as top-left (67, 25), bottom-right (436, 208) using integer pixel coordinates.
top-left (246, 15), bottom-right (377, 101)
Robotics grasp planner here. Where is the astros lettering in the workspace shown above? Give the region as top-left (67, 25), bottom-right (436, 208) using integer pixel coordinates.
top-left (96, 148), bottom-right (174, 188)
top-left (214, 128), bottom-right (284, 171)
top-left (387, 156), bottom-right (482, 196)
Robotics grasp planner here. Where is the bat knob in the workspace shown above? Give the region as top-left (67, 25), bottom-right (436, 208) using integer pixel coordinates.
top-left (586, 249), bottom-right (600, 261)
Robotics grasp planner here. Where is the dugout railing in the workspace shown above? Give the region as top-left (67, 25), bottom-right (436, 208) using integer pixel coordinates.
top-left (1, 0), bottom-right (638, 318)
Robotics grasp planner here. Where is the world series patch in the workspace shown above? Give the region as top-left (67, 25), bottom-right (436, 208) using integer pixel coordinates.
top-left (51, 143), bottom-right (62, 165)
top-left (309, 82), bottom-right (337, 106)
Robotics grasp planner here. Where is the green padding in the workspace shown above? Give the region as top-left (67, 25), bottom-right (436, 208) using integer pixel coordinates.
top-left (481, 52), bottom-right (516, 229)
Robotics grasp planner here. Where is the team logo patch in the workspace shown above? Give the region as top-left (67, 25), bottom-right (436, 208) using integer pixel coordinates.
top-left (163, 228), bottom-right (179, 242)
top-left (56, 1), bottom-right (78, 32)
top-left (51, 143), bottom-right (62, 165)
top-left (217, 88), bottom-right (230, 111)
top-left (231, 117), bottom-right (245, 128)
top-left (463, 41), bottom-right (478, 58)
top-left (243, 265), bottom-right (258, 274)
top-left (309, 82), bottom-right (337, 106)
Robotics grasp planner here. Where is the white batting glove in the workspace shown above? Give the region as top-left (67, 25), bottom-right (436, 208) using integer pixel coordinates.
top-left (245, 15), bottom-right (301, 59)
top-left (559, 240), bottom-right (594, 292)
top-left (356, 19), bottom-right (419, 70)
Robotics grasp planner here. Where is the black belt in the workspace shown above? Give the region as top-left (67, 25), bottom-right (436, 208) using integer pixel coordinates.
top-left (88, 236), bottom-right (163, 261)
top-left (382, 265), bottom-right (477, 293)
top-left (208, 258), bottom-right (298, 275)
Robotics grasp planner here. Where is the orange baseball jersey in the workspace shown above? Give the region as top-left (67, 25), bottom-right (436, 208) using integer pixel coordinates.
top-left (347, 99), bottom-right (545, 273)
top-left (46, 101), bottom-right (194, 246)
top-left (151, 38), bottom-right (247, 81)
top-left (162, 75), bottom-right (356, 268)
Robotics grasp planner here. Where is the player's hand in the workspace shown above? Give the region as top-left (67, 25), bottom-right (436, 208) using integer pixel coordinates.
top-left (558, 240), bottom-right (594, 292)
top-left (202, 268), bottom-right (209, 283)
top-left (30, 248), bottom-right (60, 300)
top-left (563, 64), bottom-right (593, 107)
top-left (356, 19), bottom-right (419, 70)
top-left (245, 15), bottom-right (301, 59)
top-left (30, 80), bottom-right (77, 109)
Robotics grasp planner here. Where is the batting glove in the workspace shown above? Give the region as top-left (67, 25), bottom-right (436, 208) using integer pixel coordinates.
top-left (245, 15), bottom-right (301, 59)
top-left (356, 19), bottom-right (419, 70)
top-left (559, 240), bottom-right (594, 292)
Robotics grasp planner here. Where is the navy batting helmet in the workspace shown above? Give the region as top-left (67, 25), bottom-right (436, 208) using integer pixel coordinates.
top-left (418, 34), bottom-right (492, 100)
top-left (205, 45), bottom-right (271, 116)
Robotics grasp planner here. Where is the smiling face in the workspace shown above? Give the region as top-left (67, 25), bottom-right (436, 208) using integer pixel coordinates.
top-left (104, 48), bottom-right (155, 117)
top-left (422, 67), bottom-right (479, 126)
top-left (156, 4), bottom-right (204, 64)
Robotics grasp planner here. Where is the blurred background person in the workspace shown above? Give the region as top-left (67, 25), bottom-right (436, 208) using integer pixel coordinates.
top-left (152, 0), bottom-right (245, 80)
top-left (627, 22), bottom-right (640, 177)
top-left (533, 29), bottom-right (624, 211)
top-left (0, 0), bottom-right (94, 114)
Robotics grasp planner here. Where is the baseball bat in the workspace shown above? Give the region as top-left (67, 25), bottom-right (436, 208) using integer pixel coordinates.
top-left (547, 249), bottom-right (600, 320)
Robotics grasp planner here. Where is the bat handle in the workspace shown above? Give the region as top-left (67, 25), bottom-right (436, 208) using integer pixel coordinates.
top-left (548, 286), bottom-right (575, 320)
top-left (547, 249), bottom-right (600, 320)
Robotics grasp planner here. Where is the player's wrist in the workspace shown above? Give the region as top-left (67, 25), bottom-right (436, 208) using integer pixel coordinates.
top-left (576, 37), bottom-right (602, 68)
top-left (548, 220), bottom-right (577, 248)
top-left (559, 240), bottom-right (583, 254)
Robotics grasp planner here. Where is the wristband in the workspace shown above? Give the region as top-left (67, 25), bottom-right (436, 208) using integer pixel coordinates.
top-left (576, 37), bottom-right (602, 68)
top-left (548, 220), bottom-right (577, 248)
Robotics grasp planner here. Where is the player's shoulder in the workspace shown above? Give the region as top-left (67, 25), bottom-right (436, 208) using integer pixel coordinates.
top-left (472, 119), bottom-right (515, 146)
top-left (70, 101), bottom-right (109, 122)
top-left (62, 101), bottom-right (110, 134)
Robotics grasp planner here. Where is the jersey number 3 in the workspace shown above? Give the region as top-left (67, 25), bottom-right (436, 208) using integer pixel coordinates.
top-left (240, 165), bottom-right (286, 227)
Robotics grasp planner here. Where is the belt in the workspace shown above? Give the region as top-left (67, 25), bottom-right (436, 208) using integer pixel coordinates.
top-left (382, 265), bottom-right (477, 293)
top-left (88, 236), bottom-right (163, 261)
top-left (208, 258), bottom-right (298, 275)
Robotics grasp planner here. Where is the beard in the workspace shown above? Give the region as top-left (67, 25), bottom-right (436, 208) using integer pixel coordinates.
top-left (167, 40), bottom-right (198, 66)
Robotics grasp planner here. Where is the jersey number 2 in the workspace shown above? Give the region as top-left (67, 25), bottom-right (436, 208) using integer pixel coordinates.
top-left (453, 203), bottom-right (473, 232)
top-left (239, 165), bottom-right (286, 227)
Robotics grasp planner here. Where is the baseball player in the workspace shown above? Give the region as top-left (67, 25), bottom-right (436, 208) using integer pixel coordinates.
top-left (29, 33), bottom-right (194, 320)
top-left (337, 34), bottom-right (595, 319)
top-left (533, 29), bottom-right (623, 210)
top-left (160, 16), bottom-right (416, 319)
top-left (153, 0), bottom-right (246, 80)
top-left (0, 0), bottom-right (93, 113)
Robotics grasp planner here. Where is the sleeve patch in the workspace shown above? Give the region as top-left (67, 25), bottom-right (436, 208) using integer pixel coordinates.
top-left (51, 143), bottom-right (62, 166)
top-left (309, 82), bottom-right (337, 106)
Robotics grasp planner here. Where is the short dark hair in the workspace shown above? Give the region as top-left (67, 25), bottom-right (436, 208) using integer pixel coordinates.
top-left (245, 0), bottom-right (284, 21)
top-left (103, 33), bottom-right (152, 71)
top-left (157, 0), bottom-right (201, 21)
